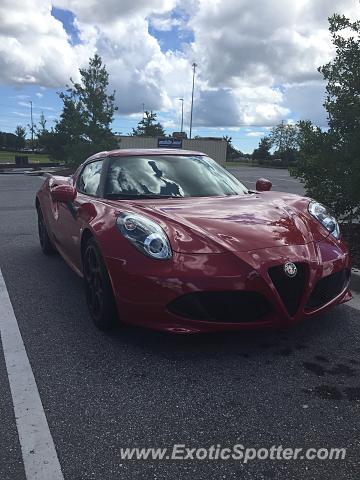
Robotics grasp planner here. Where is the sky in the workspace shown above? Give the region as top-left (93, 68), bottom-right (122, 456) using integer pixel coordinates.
top-left (0, 0), bottom-right (359, 153)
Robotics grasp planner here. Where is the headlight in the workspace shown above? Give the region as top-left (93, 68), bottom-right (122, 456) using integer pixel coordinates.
top-left (308, 201), bottom-right (340, 238)
top-left (116, 212), bottom-right (172, 260)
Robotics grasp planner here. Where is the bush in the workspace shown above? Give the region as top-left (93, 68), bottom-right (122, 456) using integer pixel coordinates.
top-left (290, 14), bottom-right (360, 226)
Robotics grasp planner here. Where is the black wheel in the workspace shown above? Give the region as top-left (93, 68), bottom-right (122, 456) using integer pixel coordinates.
top-left (37, 207), bottom-right (56, 255)
top-left (83, 238), bottom-right (118, 330)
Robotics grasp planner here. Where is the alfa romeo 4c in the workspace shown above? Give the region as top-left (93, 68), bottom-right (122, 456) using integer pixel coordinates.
top-left (36, 149), bottom-right (351, 333)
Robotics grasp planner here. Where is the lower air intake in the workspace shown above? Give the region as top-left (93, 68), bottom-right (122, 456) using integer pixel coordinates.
top-left (306, 269), bottom-right (350, 310)
top-left (167, 291), bottom-right (273, 323)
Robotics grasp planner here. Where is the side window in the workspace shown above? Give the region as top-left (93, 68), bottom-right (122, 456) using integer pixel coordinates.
top-left (78, 160), bottom-right (103, 196)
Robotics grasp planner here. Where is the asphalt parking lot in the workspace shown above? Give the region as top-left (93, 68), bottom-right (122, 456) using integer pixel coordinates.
top-left (228, 165), bottom-right (305, 195)
top-left (1, 172), bottom-right (360, 480)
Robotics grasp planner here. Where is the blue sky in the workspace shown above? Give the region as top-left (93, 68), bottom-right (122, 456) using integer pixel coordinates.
top-left (1, 0), bottom-right (355, 153)
top-left (51, 8), bottom-right (82, 45)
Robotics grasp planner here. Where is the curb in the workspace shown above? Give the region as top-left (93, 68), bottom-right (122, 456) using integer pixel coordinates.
top-left (351, 268), bottom-right (360, 293)
top-left (25, 171), bottom-right (48, 176)
top-left (0, 169), bottom-right (64, 176)
top-left (0, 170), bottom-right (31, 175)
top-left (226, 163), bottom-right (288, 170)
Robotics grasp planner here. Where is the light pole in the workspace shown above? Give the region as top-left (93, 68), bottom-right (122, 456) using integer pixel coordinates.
top-left (29, 100), bottom-right (34, 150)
top-left (189, 62), bottom-right (197, 139)
top-left (179, 98), bottom-right (184, 133)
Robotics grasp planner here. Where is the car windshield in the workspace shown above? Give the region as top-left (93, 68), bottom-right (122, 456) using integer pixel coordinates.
top-left (105, 155), bottom-right (248, 198)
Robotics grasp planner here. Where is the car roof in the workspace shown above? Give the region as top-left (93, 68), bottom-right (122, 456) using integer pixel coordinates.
top-left (86, 148), bottom-right (206, 162)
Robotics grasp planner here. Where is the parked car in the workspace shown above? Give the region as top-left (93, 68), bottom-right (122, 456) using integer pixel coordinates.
top-left (36, 149), bottom-right (351, 333)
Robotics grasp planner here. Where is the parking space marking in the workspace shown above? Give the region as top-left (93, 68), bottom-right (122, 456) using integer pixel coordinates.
top-left (0, 269), bottom-right (64, 480)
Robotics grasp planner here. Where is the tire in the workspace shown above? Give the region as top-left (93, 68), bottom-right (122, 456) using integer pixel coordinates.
top-left (37, 207), bottom-right (56, 255)
top-left (83, 238), bottom-right (118, 330)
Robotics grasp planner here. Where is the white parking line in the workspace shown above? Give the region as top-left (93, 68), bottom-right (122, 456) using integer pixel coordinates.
top-left (0, 269), bottom-right (64, 480)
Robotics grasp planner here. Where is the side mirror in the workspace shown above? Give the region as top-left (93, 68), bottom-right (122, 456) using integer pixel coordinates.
top-left (256, 178), bottom-right (272, 192)
top-left (51, 184), bottom-right (77, 203)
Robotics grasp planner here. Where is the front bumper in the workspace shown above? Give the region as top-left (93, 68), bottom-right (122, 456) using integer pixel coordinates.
top-left (105, 238), bottom-right (351, 333)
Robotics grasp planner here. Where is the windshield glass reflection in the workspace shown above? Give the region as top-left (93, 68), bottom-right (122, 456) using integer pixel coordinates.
top-left (105, 155), bottom-right (248, 198)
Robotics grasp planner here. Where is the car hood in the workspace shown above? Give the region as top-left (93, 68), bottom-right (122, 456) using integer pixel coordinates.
top-left (110, 192), bottom-right (329, 254)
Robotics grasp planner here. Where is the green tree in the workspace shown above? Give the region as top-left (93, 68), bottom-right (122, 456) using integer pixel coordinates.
top-left (33, 112), bottom-right (47, 150)
top-left (50, 54), bottom-right (118, 163)
top-left (268, 121), bottom-right (299, 162)
top-left (320, 14), bottom-right (360, 140)
top-left (132, 111), bottom-right (165, 137)
top-left (291, 14), bottom-right (360, 223)
top-left (0, 132), bottom-right (17, 149)
top-left (291, 121), bottom-right (350, 217)
top-left (70, 54), bottom-right (118, 146)
top-left (252, 136), bottom-right (272, 161)
top-left (269, 122), bottom-right (298, 151)
top-left (55, 94), bottom-right (88, 161)
top-left (37, 112), bottom-right (47, 136)
top-left (15, 125), bottom-right (26, 149)
top-left (223, 136), bottom-right (241, 160)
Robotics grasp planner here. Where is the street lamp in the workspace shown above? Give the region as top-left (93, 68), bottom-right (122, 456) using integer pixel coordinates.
top-left (189, 62), bottom-right (197, 139)
top-left (29, 100), bottom-right (34, 151)
top-left (179, 98), bottom-right (184, 133)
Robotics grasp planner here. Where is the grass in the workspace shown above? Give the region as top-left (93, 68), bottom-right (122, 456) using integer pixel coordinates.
top-left (0, 151), bottom-right (51, 164)
top-left (226, 161), bottom-right (258, 167)
top-left (226, 161), bottom-right (288, 169)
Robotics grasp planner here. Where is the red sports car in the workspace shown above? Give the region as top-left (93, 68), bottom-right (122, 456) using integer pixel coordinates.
top-left (36, 149), bottom-right (351, 333)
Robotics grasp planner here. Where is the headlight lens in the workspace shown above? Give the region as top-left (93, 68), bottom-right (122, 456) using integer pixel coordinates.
top-left (308, 201), bottom-right (340, 238)
top-left (116, 212), bottom-right (172, 259)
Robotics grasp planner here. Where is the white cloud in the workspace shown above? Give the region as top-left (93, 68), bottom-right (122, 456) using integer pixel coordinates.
top-left (282, 81), bottom-right (328, 126)
top-left (17, 100), bottom-right (54, 111)
top-left (246, 131), bottom-right (265, 137)
top-left (185, 0), bottom-right (359, 127)
top-left (189, 0), bottom-right (359, 87)
top-left (53, 0), bottom-right (177, 24)
top-left (0, 0), bottom-right (359, 131)
top-left (160, 118), bottom-right (177, 129)
top-left (149, 13), bottom-right (182, 31)
top-left (71, 13), bottom-right (194, 116)
top-left (10, 94), bottom-right (30, 100)
top-left (11, 111), bottom-right (28, 117)
top-left (192, 83), bottom-right (289, 127)
top-left (0, 0), bottom-right (81, 87)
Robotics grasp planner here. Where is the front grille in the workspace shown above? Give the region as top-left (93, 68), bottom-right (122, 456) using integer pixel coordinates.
top-left (167, 291), bottom-right (273, 323)
top-left (306, 269), bottom-right (350, 310)
top-left (268, 263), bottom-right (306, 317)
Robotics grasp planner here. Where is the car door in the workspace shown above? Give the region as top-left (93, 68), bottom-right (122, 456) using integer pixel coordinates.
top-left (55, 159), bottom-right (105, 272)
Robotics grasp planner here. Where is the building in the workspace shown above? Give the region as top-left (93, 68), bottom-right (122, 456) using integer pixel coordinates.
top-left (116, 136), bottom-right (227, 166)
